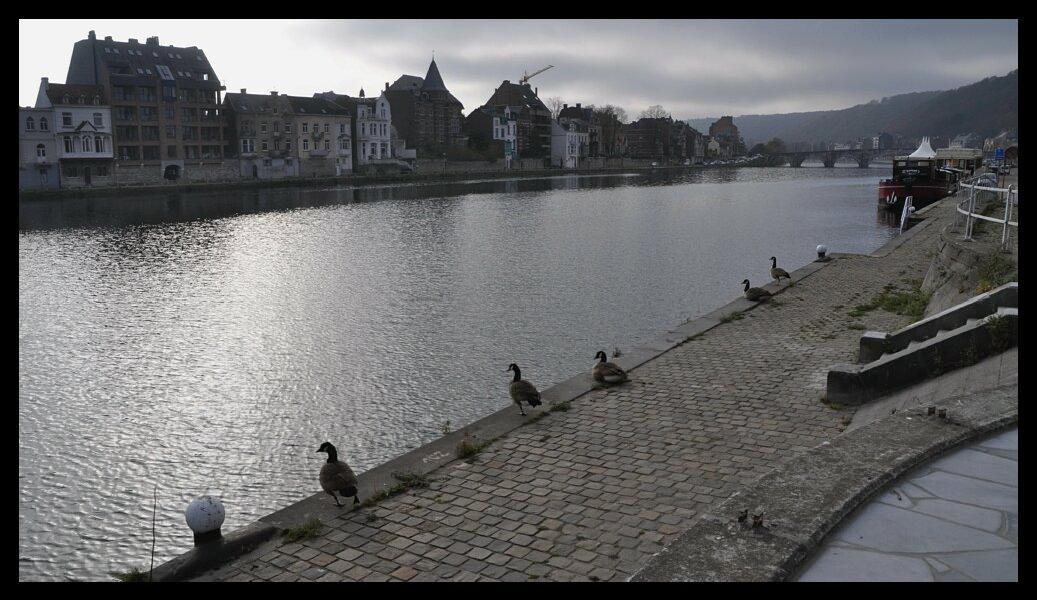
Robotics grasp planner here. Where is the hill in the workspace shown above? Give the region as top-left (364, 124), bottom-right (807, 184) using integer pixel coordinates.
top-left (686, 70), bottom-right (1017, 146)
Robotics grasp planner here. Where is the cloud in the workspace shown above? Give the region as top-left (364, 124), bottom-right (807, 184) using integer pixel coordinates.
top-left (20, 19), bottom-right (1017, 119)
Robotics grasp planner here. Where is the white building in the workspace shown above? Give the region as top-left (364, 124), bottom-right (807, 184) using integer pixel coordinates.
top-left (356, 89), bottom-right (393, 165)
top-left (550, 120), bottom-right (587, 169)
top-left (493, 106), bottom-right (517, 167)
top-left (32, 77), bottom-right (114, 188)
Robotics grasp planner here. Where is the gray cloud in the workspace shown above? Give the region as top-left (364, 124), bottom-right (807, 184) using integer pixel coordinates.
top-left (21, 19), bottom-right (1017, 120)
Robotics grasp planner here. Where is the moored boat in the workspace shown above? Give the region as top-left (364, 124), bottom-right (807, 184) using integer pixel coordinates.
top-left (878, 137), bottom-right (955, 211)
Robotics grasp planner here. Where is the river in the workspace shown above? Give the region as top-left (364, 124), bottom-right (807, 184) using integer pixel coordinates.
top-left (19, 166), bottom-right (898, 580)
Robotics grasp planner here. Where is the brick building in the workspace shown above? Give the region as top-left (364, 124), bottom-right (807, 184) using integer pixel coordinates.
top-left (384, 59), bottom-right (464, 157)
top-left (64, 31), bottom-right (226, 181)
top-left (467, 80), bottom-right (551, 158)
top-left (708, 116), bottom-right (745, 158)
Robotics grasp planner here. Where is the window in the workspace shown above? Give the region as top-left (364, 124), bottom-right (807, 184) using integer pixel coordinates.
top-left (261, 140), bottom-right (268, 151)
top-left (273, 139), bottom-right (280, 151)
top-left (339, 138), bottom-right (349, 150)
top-left (303, 139), bottom-right (309, 151)
top-left (286, 141), bottom-right (292, 151)
top-left (324, 139), bottom-right (330, 150)
top-left (167, 145), bottom-right (177, 158)
top-left (140, 107), bottom-right (157, 122)
top-left (82, 136), bottom-right (92, 152)
top-left (39, 117), bottom-right (48, 131)
top-left (95, 136), bottom-right (104, 153)
top-left (361, 123), bottom-right (365, 135)
top-left (25, 117), bottom-right (35, 130)
top-left (94, 113), bottom-right (104, 126)
top-left (273, 122), bottom-right (280, 133)
top-left (36, 144), bottom-right (45, 158)
top-left (143, 146), bottom-right (160, 160)
top-left (97, 166), bottom-right (109, 176)
top-left (64, 165), bottom-right (79, 177)
top-left (241, 139), bottom-right (254, 153)
top-left (165, 126), bottom-right (176, 138)
top-left (63, 137), bottom-right (74, 153)
top-left (62, 112), bottom-right (72, 127)
top-left (302, 122), bottom-right (309, 133)
top-left (164, 105), bottom-right (175, 120)
top-left (285, 123), bottom-right (292, 134)
top-left (324, 123), bottom-right (329, 133)
top-left (260, 122), bottom-right (267, 134)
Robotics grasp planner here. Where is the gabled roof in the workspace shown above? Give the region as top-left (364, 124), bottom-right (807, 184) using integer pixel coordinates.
top-left (483, 81), bottom-right (549, 113)
top-left (388, 75), bottom-right (424, 92)
top-left (66, 33), bottom-right (221, 89)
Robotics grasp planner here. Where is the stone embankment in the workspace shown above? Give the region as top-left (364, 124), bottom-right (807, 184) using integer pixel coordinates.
top-left (153, 194), bottom-right (1014, 582)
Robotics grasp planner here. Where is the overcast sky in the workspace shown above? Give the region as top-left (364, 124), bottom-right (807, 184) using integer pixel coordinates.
top-left (20, 19), bottom-right (1017, 120)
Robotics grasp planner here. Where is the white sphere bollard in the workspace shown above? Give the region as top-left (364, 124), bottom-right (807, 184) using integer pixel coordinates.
top-left (816, 244), bottom-right (828, 260)
top-left (185, 496), bottom-right (225, 545)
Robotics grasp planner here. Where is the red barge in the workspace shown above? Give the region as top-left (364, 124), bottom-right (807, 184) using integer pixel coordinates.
top-left (878, 137), bottom-right (956, 212)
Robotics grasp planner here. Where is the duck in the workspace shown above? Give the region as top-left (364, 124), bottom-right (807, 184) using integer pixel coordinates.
top-left (592, 350), bottom-right (629, 384)
top-left (506, 363), bottom-right (542, 416)
top-left (769, 257), bottom-right (791, 283)
top-left (316, 441), bottom-right (359, 507)
top-left (742, 279), bottom-right (772, 301)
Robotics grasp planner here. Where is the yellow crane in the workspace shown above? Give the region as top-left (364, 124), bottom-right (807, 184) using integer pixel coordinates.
top-left (519, 65), bottom-right (554, 85)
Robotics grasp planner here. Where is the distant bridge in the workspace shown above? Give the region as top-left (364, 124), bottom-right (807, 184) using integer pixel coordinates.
top-left (761, 147), bottom-right (913, 168)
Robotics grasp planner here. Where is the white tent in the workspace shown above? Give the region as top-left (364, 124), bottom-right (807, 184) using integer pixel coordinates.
top-left (908, 136), bottom-right (937, 159)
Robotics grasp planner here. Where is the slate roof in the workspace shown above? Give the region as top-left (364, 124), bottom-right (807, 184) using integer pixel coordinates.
top-left (422, 59), bottom-right (447, 91)
top-left (286, 95), bottom-right (350, 116)
top-left (224, 92), bottom-right (290, 115)
top-left (66, 33), bottom-right (222, 90)
top-left (46, 83), bottom-right (108, 105)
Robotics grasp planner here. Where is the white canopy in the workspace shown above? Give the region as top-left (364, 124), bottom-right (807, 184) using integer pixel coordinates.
top-left (908, 137), bottom-right (937, 159)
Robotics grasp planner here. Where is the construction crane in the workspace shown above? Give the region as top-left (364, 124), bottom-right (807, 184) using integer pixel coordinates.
top-left (519, 65), bottom-right (554, 85)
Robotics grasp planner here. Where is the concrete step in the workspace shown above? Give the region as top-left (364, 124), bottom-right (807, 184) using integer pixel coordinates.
top-left (857, 282), bottom-right (1016, 364)
top-left (830, 307), bottom-right (1018, 406)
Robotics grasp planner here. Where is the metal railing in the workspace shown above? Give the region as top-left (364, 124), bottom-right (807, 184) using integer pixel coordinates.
top-left (957, 175), bottom-right (1018, 250)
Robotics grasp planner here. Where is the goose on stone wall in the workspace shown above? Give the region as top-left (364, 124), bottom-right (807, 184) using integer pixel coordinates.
top-left (742, 279), bottom-right (773, 302)
top-left (316, 441), bottom-right (359, 507)
top-left (506, 363), bottom-right (542, 416)
top-left (770, 257), bottom-right (791, 284)
top-left (592, 350), bottom-right (629, 384)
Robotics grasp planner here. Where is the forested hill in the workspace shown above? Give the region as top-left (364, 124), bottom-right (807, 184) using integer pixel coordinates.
top-left (686, 70), bottom-right (1017, 145)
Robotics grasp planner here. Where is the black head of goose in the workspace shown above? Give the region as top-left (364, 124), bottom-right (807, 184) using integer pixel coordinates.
top-left (505, 363), bottom-right (542, 415)
top-left (770, 257), bottom-right (791, 282)
top-left (592, 350), bottom-right (628, 384)
top-left (316, 441), bottom-right (359, 507)
top-left (742, 279), bottom-right (772, 302)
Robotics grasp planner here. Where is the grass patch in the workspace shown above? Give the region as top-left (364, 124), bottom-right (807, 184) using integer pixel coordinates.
top-left (819, 394), bottom-right (844, 411)
top-left (281, 518), bottom-right (324, 543)
top-left (849, 282), bottom-right (931, 321)
top-left (111, 567), bottom-right (149, 582)
top-left (360, 471), bottom-right (431, 508)
top-left (550, 400), bottom-right (571, 412)
top-left (986, 314), bottom-right (1015, 353)
top-left (456, 434), bottom-right (491, 460)
top-left (976, 253), bottom-right (1016, 293)
top-left (720, 311), bottom-right (745, 323)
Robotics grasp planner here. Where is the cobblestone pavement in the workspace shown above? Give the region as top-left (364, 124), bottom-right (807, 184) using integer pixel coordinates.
top-left (202, 204), bottom-right (954, 582)
top-left (795, 426), bottom-right (1018, 582)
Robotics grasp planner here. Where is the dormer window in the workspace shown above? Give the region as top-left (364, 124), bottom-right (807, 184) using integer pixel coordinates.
top-left (104, 47), bottom-right (111, 53)
top-left (93, 95), bottom-right (101, 105)
top-left (62, 94), bottom-right (71, 104)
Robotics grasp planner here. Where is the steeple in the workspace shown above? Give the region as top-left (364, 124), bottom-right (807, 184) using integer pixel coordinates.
top-left (422, 58), bottom-right (447, 91)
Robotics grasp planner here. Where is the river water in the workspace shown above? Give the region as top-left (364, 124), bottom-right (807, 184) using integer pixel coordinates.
top-left (19, 166), bottom-right (898, 581)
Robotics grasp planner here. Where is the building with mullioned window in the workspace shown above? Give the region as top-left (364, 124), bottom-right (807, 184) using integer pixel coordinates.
top-left (64, 31), bottom-right (226, 182)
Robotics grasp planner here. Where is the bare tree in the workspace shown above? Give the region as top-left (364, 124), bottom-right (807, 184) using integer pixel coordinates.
top-left (545, 96), bottom-right (566, 120)
top-left (640, 105), bottom-right (670, 119)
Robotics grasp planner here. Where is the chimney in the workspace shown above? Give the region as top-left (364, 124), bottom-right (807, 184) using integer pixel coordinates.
top-left (240, 88), bottom-right (247, 95)
top-left (129, 38), bottom-right (138, 44)
top-left (41, 76), bottom-right (49, 85)
top-left (146, 36), bottom-right (159, 46)
top-left (502, 80), bottom-right (510, 85)
top-left (576, 103), bottom-right (581, 109)
top-left (104, 36), bottom-right (113, 42)
top-left (88, 31), bottom-right (96, 40)
top-left (563, 103), bottom-right (568, 110)
top-left (385, 82), bottom-right (389, 91)
top-left (270, 91), bottom-right (278, 96)
top-left (535, 87), bottom-right (538, 97)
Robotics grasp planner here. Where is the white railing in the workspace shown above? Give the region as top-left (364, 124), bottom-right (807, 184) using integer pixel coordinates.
top-left (957, 175), bottom-right (1018, 250)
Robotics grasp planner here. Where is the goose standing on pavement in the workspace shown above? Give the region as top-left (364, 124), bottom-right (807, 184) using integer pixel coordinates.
top-left (316, 441), bottom-right (359, 507)
top-left (742, 279), bottom-right (773, 301)
top-left (506, 363), bottom-right (542, 416)
top-left (769, 257), bottom-right (791, 284)
top-left (592, 350), bottom-right (629, 384)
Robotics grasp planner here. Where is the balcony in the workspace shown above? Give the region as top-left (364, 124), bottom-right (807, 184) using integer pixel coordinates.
top-left (308, 149), bottom-right (329, 157)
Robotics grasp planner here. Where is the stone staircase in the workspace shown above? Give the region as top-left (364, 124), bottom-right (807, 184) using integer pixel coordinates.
top-left (827, 282), bottom-right (1018, 406)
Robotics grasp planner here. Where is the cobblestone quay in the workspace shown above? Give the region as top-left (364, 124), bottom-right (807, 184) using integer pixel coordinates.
top-left (195, 201), bottom-right (953, 582)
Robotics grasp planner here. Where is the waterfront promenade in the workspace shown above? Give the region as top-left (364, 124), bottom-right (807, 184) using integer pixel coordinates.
top-left (191, 198), bottom-right (994, 582)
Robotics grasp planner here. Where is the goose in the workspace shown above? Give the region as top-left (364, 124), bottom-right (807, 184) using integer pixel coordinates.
top-left (742, 279), bottom-right (772, 301)
top-left (316, 442), bottom-right (359, 507)
top-left (769, 257), bottom-right (791, 283)
top-left (506, 363), bottom-right (542, 416)
top-left (592, 350), bottom-right (628, 384)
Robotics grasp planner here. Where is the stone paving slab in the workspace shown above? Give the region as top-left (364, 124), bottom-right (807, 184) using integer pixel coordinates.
top-left (795, 426), bottom-right (1018, 582)
top-left (192, 199), bottom-right (964, 582)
